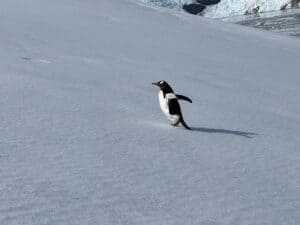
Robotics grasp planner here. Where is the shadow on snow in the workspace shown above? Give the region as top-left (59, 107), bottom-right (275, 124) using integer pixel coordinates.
top-left (191, 127), bottom-right (257, 138)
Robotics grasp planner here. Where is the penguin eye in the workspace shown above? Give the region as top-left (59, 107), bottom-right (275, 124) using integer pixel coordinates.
top-left (159, 81), bottom-right (164, 84)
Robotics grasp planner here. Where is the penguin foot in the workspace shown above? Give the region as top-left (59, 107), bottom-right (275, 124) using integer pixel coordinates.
top-left (171, 121), bottom-right (180, 127)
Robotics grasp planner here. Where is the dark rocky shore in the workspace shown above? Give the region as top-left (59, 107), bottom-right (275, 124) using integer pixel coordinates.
top-left (183, 0), bottom-right (221, 15)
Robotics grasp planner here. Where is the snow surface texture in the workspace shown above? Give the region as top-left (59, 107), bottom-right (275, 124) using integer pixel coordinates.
top-left (1, 0), bottom-right (300, 225)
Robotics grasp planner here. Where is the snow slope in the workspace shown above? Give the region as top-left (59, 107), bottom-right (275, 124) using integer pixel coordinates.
top-left (0, 0), bottom-right (300, 225)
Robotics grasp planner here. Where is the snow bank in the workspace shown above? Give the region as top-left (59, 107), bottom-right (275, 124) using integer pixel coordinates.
top-left (204, 0), bottom-right (289, 18)
top-left (141, 0), bottom-right (193, 8)
top-left (140, 0), bottom-right (290, 17)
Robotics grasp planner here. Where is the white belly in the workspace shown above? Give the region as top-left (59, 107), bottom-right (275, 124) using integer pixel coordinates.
top-left (158, 91), bottom-right (179, 122)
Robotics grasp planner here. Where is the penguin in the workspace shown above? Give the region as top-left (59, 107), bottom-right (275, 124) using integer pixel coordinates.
top-left (152, 80), bottom-right (192, 130)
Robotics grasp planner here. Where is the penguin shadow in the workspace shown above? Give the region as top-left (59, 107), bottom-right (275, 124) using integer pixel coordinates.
top-left (190, 126), bottom-right (257, 138)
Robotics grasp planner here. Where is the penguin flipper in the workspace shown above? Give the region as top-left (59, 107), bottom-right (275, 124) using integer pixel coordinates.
top-left (176, 94), bottom-right (192, 103)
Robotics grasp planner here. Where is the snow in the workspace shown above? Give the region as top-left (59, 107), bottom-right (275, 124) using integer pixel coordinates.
top-left (140, 0), bottom-right (193, 9)
top-left (140, 0), bottom-right (290, 18)
top-left (0, 0), bottom-right (300, 225)
top-left (204, 0), bottom-right (288, 18)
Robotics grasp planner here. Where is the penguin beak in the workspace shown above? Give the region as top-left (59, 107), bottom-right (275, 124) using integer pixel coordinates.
top-left (152, 82), bottom-right (159, 87)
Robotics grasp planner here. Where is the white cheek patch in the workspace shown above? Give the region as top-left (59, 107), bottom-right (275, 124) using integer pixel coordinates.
top-left (165, 93), bottom-right (177, 99)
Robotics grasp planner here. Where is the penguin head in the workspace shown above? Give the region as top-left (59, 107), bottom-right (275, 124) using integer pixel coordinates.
top-left (152, 80), bottom-right (173, 93)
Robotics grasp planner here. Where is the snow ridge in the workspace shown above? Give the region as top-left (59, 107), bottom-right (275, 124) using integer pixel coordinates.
top-left (141, 0), bottom-right (192, 8)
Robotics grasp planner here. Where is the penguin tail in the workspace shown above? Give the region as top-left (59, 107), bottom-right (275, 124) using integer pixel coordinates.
top-left (180, 117), bottom-right (191, 130)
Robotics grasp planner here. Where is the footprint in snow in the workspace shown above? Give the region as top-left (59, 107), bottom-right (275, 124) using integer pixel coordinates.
top-left (21, 57), bottom-right (51, 64)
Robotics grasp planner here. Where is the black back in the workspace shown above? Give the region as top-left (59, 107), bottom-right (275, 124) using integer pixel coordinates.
top-left (168, 98), bottom-right (182, 115)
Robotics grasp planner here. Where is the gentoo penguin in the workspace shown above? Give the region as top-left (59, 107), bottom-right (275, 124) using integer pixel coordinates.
top-left (152, 80), bottom-right (192, 130)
